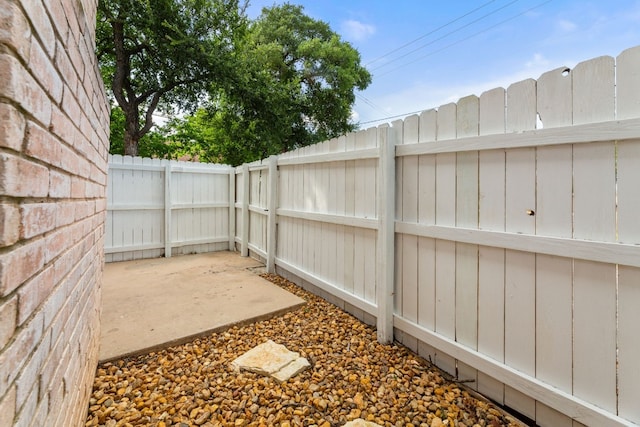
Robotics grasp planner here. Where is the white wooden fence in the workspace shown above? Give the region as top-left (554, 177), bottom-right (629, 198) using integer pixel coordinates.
top-left (105, 46), bottom-right (640, 426)
top-left (105, 155), bottom-right (234, 261)
top-left (233, 46), bottom-right (640, 427)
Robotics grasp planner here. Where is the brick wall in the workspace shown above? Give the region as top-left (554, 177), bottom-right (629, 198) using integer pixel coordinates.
top-left (0, 0), bottom-right (110, 426)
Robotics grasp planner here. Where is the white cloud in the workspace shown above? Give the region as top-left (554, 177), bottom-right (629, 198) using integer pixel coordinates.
top-left (556, 19), bottom-right (578, 33)
top-left (525, 53), bottom-right (550, 69)
top-left (341, 19), bottom-right (376, 42)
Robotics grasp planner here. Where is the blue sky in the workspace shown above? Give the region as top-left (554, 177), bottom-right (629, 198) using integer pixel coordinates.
top-left (247, 0), bottom-right (640, 127)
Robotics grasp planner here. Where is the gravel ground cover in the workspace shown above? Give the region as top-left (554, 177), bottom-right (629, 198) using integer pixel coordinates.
top-left (86, 274), bottom-right (524, 427)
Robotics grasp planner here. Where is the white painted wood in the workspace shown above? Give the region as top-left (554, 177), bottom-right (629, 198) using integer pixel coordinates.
top-left (276, 147), bottom-right (378, 166)
top-left (241, 164), bottom-right (250, 256)
top-left (535, 146), bottom-right (573, 398)
top-left (363, 127), bottom-right (378, 304)
top-left (418, 109), bottom-right (436, 143)
top-left (506, 79), bottom-right (537, 132)
top-left (618, 266), bottom-right (640, 424)
top-left (402, 116), bottom-right (419, 324)
top-left (616, 140), bottom-right (640, 245)
top-left (395, 222), bottom-right (640, 268)
top-left (573, 142), bottom-right (616, 242)
top-left (537, 67), bottom-right (572, 128)
top-left (391, 120), bottom-right (404, 314)
top-left (416, 110), bottom-right (436, 359)
top-left (276, 209), bottom-right (377, 229)
top-left (573, 260), bottom-right (617, 413)
top-left (477, 86), bottom-right (506, 403)
top-left (479, 87), bottom-right (505, 135)
top-left (276, 257), bottom-right (377, 316)
top-left (266, 156), bottom-right (277, 273)
top-left (535, 61), bottom-right (575, 413)
top-left (434, 102), bottom-right (456, 376)
top-left (616, 45), bottom-right (640, 120)
top-left (455, 95), bottom-right (479, 388)
top-left (377, 125), bottom-right (395, 344)
top-left (395, 117), bottom-right (640, 156)
top-left (572, 56), bottom-right (615, 124)
top-left (393, 316), bottom-right (632, 427)
top-left (504, 78), bottom-right (537, 419)
top-left (164, 162), bottom-right (172, 257)
top-left (536, 402), bottom-right (574, 427)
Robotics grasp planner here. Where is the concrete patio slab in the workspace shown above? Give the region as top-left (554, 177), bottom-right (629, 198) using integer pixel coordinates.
top-left (99, 251), bottom-right (305, 362)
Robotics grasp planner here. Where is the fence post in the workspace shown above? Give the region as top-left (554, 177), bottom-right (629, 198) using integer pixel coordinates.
top-left (266, 156), bottom-right (278, 273)
top-left (228, 167), bottom-right (236, 251)
top-left (164, 161), bottom-right (172, 258)
top-left (376, 124), bottom-right (396, 344)
top-left (241, 164), bottom-right (250, 257)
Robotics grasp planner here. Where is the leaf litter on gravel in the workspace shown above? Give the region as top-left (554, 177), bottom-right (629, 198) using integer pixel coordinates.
top-left (86, 273), bottom-right (524, 427)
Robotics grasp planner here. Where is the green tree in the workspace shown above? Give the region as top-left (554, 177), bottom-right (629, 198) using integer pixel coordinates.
top-left (207, 3), bottom-right (372, 164)
top-left (96, 0), bottom-right (246, 156)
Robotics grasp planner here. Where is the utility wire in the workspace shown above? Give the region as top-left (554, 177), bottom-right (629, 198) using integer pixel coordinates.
top-left (375, 0), bottom-right (554, 78)
top-left (359, 110), bottom-right (424, 126)
top-left (371, 0), bottom-right (521, 72)
top-left (356, 93), bottom-right (387, 115)
top-left (365, 0), bottom-right (498, 67)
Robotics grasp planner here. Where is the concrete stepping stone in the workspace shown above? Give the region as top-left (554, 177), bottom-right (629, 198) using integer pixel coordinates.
top-left (231, 340), bottom-right (310, 382)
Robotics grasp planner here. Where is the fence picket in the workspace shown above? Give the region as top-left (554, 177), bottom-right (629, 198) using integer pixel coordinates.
top-left (617, 49), bottom-right (640, 423)
top-left (434, 103), bottom-right (457, 376)
top-left (532, 63), bottom-right (577, 425)
top-left (477, 87), bottom-right (506, 404)
top-left (572, 56), bottom-right (618, 414)
top-left (503, 77), bottom-right (537, 420)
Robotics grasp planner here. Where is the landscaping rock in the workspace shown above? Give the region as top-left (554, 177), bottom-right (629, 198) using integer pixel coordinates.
top-left (86, 274), bottom-right (525, 427)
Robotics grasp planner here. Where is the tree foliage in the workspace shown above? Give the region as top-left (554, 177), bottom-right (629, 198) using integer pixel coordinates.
top-left (96, 0), bottom-right (246, 155)
top-left (98, 1), bottom-right (371, 165)
top-left (207, 4), bottom-right (372, 164)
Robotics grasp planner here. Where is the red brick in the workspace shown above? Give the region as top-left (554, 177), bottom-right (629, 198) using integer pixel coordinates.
top-left (0, 103), bottom-right (26, 151)
top-left (0, 54), bottom-right (52, 127)
top-left (28, 36), bottom-right (62, 103)
top-left (0, 202), bottom-right (20, 247)
top-left (17, 264), bottom-right (55, 325)
top-left (0, 0), bottom-right (31, 60)
top-left (55, 201), bottom-right (75, 228)
top-left (21, 0), bottom-right (56, 57)
top-left (0, 310), bottom-right (43, 397)
top-left (0, 385), bottom-right (16, 427)
top-left (49, 104), bottom-right (76, 147)
top-left (70, 176), bottom-right (86, 198)
top-left (14, 325), bottom-right (51, 409)
top-left (0, 239), bottom-right (45, 297)
top-left (20, 202), bottom-right (56, 239)
top-left (53, 40), bottom-right (75, 93)
top-left (44, 227), bottom-right (70, 264)
top-left (0, 295), bottom-right (17, 350)
top-left (44, 1), bottom-right (68, 47)
top-left (49, 170), bottom-right (71, 198)
top-left (61, 84), bottom-right (81, 126)
top-left (24, 121), bottom-right (61, 167)
top-left (0, 153), bottom-right (49, 198)
top-left (13, 383), bottom-right (37, 427)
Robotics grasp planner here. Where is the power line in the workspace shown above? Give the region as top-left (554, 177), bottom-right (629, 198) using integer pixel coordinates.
top-left (356, 93), bottom-right (387, 115)
top-left (371, 0), bottom-right (521, 72)
top-left (375, 0), bottom-right (554, 78)
top-left (365, 0), bottom-right (498, 67)
top-left (359, 110), bottom-right (424, 126)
